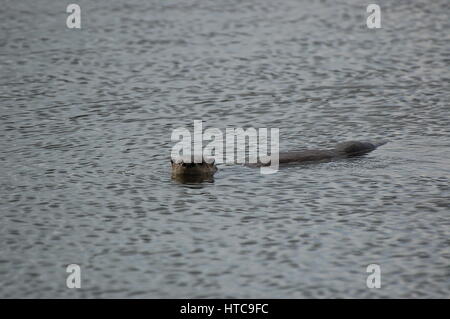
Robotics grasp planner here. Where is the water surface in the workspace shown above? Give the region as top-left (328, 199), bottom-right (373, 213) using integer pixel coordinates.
top-left (0, 0), bottom-right (449, 298)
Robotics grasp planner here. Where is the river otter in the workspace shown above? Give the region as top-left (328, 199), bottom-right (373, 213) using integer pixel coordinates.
top-left (171, 140), bottom-right (387, 180)
top-left (171, 157), bottom-right (217, 183)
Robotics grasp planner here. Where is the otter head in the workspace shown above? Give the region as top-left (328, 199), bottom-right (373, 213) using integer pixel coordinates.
top-left (171, 156), bottom-right (218, 177)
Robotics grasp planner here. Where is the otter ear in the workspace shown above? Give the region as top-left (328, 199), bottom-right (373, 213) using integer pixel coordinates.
top-left (204, 157), bottom-right (215, 165)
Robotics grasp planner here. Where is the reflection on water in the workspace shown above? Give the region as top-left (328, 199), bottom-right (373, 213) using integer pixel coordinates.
top-left (0, 0), bottom-right (449, 298)
top-left (171, 174), bottom-right (215, 185)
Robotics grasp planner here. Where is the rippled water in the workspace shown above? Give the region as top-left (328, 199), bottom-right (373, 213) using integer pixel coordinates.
top-left (1, 0), bottom-right (449, 298)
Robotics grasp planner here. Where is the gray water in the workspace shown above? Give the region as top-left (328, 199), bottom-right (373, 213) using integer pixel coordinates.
top-left (1, 0), bottom-right (449, 298)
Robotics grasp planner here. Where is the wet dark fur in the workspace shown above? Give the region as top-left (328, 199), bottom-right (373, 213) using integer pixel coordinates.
top-left (274, 140), bottom-right (387, 166)
top-left (171, 140), bottom-right (387, 178)
top-left (171, 159), bottom-right (217, 176)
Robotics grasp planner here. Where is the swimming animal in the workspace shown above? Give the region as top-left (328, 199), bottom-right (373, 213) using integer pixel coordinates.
top-left (171, 157), bottom-right (217, 183)
top-left (171, 140), bottom-right (387, 182)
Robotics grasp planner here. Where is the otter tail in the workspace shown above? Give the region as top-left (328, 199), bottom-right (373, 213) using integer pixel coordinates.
top-left (334, 140), bottom-right (388, 157)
